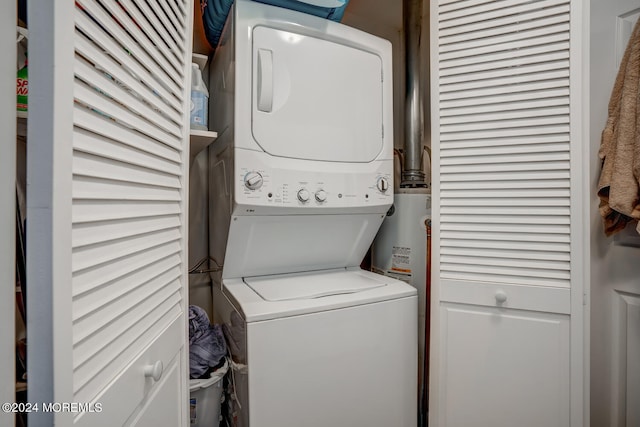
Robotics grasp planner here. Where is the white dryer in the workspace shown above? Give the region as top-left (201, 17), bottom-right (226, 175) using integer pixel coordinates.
top-left (207, 2), bottom-right (417, 426)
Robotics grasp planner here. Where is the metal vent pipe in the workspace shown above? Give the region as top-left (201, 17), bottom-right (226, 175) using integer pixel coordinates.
top-left (401, 0), bottom-right (427, 188)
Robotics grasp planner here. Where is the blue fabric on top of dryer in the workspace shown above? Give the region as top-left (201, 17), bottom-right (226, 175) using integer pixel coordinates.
top-left (251, 0), bottom-right (349, 22)
top-left (201, 0), bottom-right (235, 50)
top-left (189, 305), bottom-right (228, 378)
top-left (201, 0), bottom-right (350, 50)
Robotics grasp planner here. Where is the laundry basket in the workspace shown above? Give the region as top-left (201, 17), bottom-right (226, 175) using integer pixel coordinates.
top-left (189, 359), bottom-right (229, 426)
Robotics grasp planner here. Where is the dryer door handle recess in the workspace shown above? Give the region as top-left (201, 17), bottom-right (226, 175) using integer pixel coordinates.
top-left (257, 49), bottom-right (274, 112)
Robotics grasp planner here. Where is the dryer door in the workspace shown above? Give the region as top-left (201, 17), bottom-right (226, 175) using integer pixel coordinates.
top-left (251, 26), bottom-right (384, 162)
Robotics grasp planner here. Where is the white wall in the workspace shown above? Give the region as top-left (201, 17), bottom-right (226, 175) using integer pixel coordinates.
top-left (1, 4), bottom-right (17, 426)
top-left (590, 1), bottom-right (640, 426)
top-left (188, 150), bottom-right (214, 318)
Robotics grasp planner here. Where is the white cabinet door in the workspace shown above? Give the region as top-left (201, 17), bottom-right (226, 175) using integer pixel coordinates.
top-left (27, 1), bottom-right (193, 425)
top-left (429, 0), bottom-right (587, 425)
top-left (438, 282), bottom-right (571, 427)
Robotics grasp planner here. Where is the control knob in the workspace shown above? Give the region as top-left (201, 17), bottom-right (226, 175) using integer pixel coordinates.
top-left (297, 188), bottom-right (310, 203)
top-left (315, 189), bottom-right (327, 203)
top-left (244, 171), bottom-right (263, 190)
top-left (377, 177), bottom-right (389, 193)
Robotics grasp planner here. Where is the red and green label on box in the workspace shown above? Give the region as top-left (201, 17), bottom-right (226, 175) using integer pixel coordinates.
top-left (16, 60), bottom-right (28, 112)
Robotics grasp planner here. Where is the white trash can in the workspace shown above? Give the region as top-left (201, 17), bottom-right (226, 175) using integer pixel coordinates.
top-left (189, 359), bottom-right (228, 426)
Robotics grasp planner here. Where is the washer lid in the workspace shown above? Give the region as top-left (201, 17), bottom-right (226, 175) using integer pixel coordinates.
top-left (224, 268), bottom-right (416, 322)
top-left (244, 269), bottom-right (387, 301)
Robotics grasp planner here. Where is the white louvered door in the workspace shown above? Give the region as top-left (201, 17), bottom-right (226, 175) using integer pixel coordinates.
top-left (429, 1), bottom-right (587, 426)
top-left (27, 0), bottom-right (193, 425)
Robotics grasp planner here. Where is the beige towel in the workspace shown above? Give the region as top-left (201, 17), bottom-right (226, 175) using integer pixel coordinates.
top-left (597, 18), bottom-right (640, 236)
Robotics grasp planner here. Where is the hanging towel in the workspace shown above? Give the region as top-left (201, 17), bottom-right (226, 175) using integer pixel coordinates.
top-left (597, 18), bottom-right (640, 236)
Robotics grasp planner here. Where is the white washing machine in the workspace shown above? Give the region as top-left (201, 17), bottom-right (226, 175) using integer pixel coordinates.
top-left (207, 2), bottom-right (417, 426)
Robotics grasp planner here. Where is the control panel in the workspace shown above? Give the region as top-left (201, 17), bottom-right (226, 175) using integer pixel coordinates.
top-left (235, 151), bottom-right (393, 210)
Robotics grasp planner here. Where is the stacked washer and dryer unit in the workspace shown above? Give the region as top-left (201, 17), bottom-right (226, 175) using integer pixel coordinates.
top-left (208, 2), bottom-right (417, 426)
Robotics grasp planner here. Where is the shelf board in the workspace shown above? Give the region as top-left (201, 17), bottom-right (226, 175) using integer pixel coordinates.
top-left (190, 129), bottom-right (218, 158)
top-left (16, 381), bottom-right (27, 392)
top-left (192, 53), bottom-right (208, 71)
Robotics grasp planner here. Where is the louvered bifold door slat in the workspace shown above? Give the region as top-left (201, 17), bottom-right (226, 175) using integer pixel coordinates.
top-left (436, 0), bottom-right (571, 288)
top-left (71, 0), bottom-right (190, 409)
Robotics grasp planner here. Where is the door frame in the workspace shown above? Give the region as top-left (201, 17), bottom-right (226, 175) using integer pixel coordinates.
top-left (570, 1), bottom-right (591, 425)
top-left (1, 3), bottom-right (17, 426)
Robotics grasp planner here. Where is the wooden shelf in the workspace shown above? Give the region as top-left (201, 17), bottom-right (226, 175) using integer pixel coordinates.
top-left (190, 129), bottom-right (217, 159)
top-left (192, 53), bottom-right (208, 71)
top-left (16, 381), bottom-right (27, 393)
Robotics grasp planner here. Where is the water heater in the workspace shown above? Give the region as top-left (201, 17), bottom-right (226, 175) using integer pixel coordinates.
top-left (371, 189), bottom-right (430, 382)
